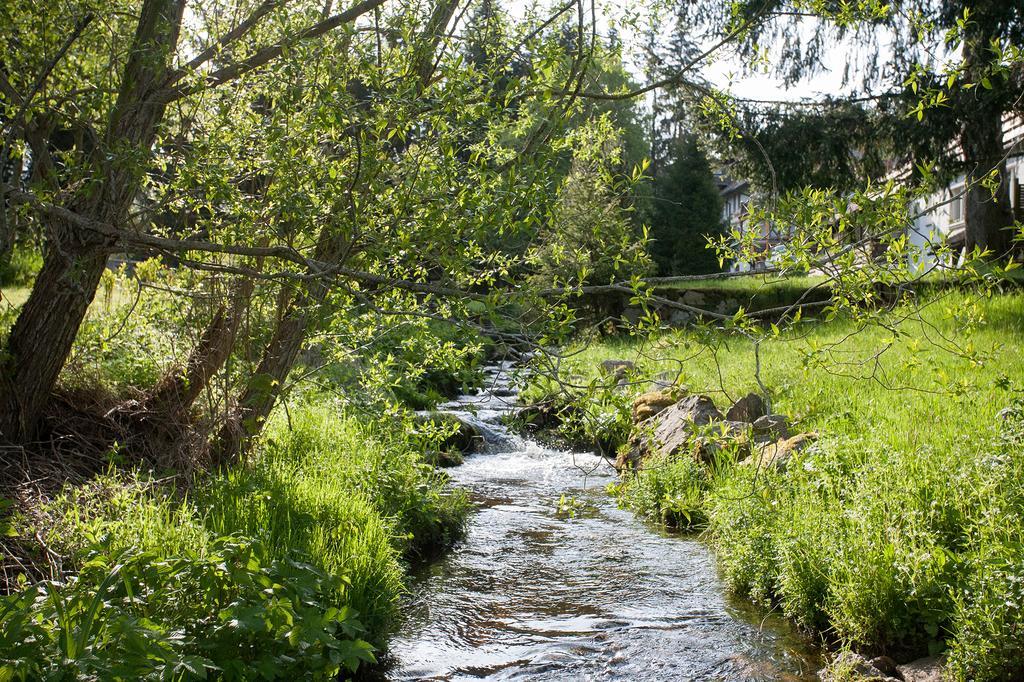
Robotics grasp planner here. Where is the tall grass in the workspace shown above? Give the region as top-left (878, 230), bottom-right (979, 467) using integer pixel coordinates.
top-left (532, 290), bottom-right (1024, 676)
top-left (22, 401), bottom-right (469, 677)
top-left (199, 404), bottom-right (470, 640)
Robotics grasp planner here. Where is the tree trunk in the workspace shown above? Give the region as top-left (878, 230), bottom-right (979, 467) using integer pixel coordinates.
top-left (0, 0), bottom-right (185, 442)
top-left (0, 237), bottom-right (108, 440)
top-left (960, 12), bottom-right (1015, 258)
top-left (961, 103), bottom-right (1014, 257)
top-left (210, 0), bottom-right (460, 464)
top-left (146, 276), bottom-right (256, 420)
top-left (212, 256), bottom-right (333, 465)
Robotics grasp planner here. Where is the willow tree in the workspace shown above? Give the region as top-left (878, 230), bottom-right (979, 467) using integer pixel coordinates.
top-left (0, 0), bottom-right (391, 441)
top-left (0, 0), bottom-right (623, 459)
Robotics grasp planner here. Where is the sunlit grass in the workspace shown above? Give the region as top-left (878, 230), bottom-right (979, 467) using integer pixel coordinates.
top-left (532, 289), bottom-right (1024, 676)
top-left (40, 404), bottom-right (469, 649)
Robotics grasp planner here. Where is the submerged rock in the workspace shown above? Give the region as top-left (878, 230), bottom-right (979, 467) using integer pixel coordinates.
top-left (725, 392), bottom-right (767, 423)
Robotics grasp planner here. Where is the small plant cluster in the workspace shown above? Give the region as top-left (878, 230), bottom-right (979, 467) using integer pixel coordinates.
top-left (0, 538), bottom-right (374, 680)
top-left (612, 452), bottom-right (710, 530)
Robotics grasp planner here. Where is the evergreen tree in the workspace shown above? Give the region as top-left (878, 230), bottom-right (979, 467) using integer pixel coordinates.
top-left (646, 136), bottom-right (724, 275)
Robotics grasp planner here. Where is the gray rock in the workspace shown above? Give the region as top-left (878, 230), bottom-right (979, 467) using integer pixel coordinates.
top-left (752, 413), bottom-right (790, 441)
top-left (628, 394), bottom-right (727, 466)
top-left (726, 392), bottom-right (767, 423)
top-left (818, 652), bottom-right (899, 682)
top-left (680, 290), bottom-right (707, 306)
top-left (621, 307), bottom-right (643, 324)
top-left (742, 432), bottom-right (817, 471)
top-left (599, 359), bottom-right (635, 378)
top-left (868, 656), bottom-right (898, 676)
top-left (896, 656), bottom-right (945, 682)
top-left (668, 309), bottom-right (691, 325)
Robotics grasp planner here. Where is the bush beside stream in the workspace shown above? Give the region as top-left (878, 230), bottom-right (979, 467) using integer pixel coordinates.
top-left (2, 403), bottom-right (468, 679)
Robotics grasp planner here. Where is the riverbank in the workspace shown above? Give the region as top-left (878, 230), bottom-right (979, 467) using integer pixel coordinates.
top-left (1, 270), bottom-right (477, 679)
top-left (520, 289), bottom-right (1024, 680)
top-left (2, 403), bottom-right (470, 679)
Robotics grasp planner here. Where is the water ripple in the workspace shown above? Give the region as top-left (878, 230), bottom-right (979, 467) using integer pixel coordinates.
top-left (387, 366), bottom-right (819, 681)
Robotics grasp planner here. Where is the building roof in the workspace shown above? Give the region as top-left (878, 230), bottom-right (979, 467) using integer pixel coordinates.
top-left (718, 178), bottom-right (749, 197)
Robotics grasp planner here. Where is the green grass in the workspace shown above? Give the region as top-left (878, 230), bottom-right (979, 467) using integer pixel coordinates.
top-left (0, 285), bottom-right (30, 310)
top-left (528, 288), bottom-right (1024, 677)
top-left (199, 405), bottom-right (470, 640)
top-left (21, 402), bottom-right (469, 677)
top-left (656, 273), bottom-right (826, 292)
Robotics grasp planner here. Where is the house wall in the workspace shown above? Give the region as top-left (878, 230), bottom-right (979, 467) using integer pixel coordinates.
top-left (908, 153), bottom-right (1023, 273)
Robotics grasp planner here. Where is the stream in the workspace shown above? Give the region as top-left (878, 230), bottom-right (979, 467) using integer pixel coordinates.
top-left (386, 363), bottom-right (820, 681)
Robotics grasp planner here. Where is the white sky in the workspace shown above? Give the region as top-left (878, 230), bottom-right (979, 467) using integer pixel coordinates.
top-left (505, 0), bottom-right (896, 103)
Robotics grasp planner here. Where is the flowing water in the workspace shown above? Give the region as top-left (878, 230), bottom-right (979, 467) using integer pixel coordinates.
top-left (387, 363), bottom-right (820, 681)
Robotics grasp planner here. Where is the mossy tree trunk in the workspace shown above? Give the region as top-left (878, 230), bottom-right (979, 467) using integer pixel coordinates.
top-left (0, 0), bottom-right (185, 442)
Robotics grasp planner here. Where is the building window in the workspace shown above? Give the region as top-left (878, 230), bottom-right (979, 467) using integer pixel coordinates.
top-left (949, 184), bottom-right (965, 225)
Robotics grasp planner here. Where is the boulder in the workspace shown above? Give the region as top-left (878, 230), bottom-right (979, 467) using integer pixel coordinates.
top-left (668, 309), bottom-right (692, 326)
top-left (622, 395), bottom-right (742, 468)
top-left (632, 387), bottom-right (685, 422)
top-left (868, 656), bottom-right (898, 676)
top-left (621, 307), bottom-right (643, 324)
top-left (665, 394), bottom-right (724, 426)
top-left (895, 656), bottom-right (945, 682)
top-left (680, 290), bottom-right (707, 307)
top-left (751, 413), bottom-right (790, 442)
top-left (726, 392), bottom-right (767, 423)
top-left (743, 431), bottom-right (817, 471)
top-left (817, 652), bottom-right (899, 682)
top-left (599, 359), bottom-right (635, 380)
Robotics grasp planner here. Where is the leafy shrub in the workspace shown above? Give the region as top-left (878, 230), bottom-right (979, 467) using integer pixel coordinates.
top-left (616, 452), bottom-right (709, 529)
top-left (947, 405), bottom-right (1024, 680)
top-left (519, 374), bottom-right (634, 453)
top-left (0, 538), bottom-right (374, 681)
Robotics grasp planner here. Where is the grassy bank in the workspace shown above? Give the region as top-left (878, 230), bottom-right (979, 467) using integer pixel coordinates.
top-left (524, 289), bottom-right (1024, 678)
top-left (1, 265), bottom-right (473, 679)
top-left (2, 404), bottom-right (469, 679)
